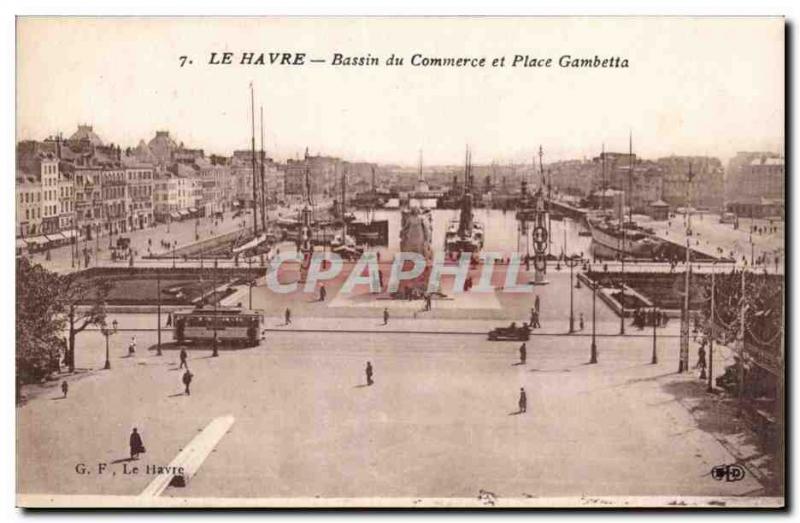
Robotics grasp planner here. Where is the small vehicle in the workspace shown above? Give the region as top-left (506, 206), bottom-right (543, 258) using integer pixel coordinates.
top-left (488, 323), bottom-right (530, 341)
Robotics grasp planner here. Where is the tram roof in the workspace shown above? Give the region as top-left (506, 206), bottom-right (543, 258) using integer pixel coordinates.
top-left (176, 306), bottom-right (262, 315)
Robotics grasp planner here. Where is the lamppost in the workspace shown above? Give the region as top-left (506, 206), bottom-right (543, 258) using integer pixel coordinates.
top-left (589, 277), bottom-right (598, 364)
top-left (651, 306), bottom-right (658, 364)
top-left (172, 240), bottom-right (177, 269)
top-left (212, 258), bottom-right (219, 357)
top-left (156, 271), bottom-right (163, 356)
top-left (565, 255), bottom-right (582, 333)
top-left (705, 262), bottom-right (720, 390)
top-left (248, 256), bottom-right (254, 309)
top-left (100, 316), bottom-right (118, 370)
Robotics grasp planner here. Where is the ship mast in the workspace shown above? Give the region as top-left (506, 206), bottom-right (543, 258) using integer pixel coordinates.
top-left (259, 106), bottom-right (267, 234)
top-left (341, 165), bottom-right (347, 241)
top-left (601, 142), bottom-right (606, 211)
top-left (249, 83), bottom-right (259, 235)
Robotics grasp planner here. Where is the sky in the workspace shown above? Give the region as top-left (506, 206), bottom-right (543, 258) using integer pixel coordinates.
top-left (16, 17), bottom-right (784, 166)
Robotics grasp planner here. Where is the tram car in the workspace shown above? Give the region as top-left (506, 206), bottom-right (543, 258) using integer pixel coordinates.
top-left (173, 306), bottom-right (264, 347)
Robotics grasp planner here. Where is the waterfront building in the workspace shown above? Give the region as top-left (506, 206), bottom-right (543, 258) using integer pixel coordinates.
top-left (657, 156), bottom-right (724, 211)
top-left (16, 171), bottom-right (42, 238)
top-left (726, 152), bottom-right (784, 203)
top-left (122, 152), bottom-right (155, 230)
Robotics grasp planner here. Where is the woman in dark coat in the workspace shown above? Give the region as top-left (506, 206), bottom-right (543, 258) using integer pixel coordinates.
top-left (130, 428), bottom-right (145, 460)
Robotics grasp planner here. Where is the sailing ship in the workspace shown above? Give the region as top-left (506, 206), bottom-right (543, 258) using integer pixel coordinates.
top-left (444, 147), bottom-right (484, 256)
top-left (587, 139), bottom-right (658, 258)
top-left (234, 85), bottom-right (273, 258)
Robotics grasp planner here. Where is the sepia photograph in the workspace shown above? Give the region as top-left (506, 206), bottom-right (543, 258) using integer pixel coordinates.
top-left (13, 16), bottom-right (785, 508)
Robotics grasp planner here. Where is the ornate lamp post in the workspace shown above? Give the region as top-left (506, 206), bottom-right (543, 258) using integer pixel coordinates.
top-left (100, 315), bottom-right (118, 370)
top-left (651, 306), bottom-right (658, 364)
top-left (212, 258), bottom-right (219, 357)
top-left (589, 277), bottom-right (598, 364)
top-left (565, 255), bottom-right (582, 333)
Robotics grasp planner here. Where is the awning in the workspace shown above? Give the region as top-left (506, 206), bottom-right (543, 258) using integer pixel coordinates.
top-left (45, 233), bottom-right (66, 241)
top-left (24, 235), bottom-right (50, 245)
top-left (16, 238), bottom-right (27, 250)
top-left (61, 229), bottom-right (78, 239)
top-left (169, 212), bottom-right (181, 220)
top-left (178, 210), bottom-right (190, 217)
top-left (188, 207), bottom-right (198, 214)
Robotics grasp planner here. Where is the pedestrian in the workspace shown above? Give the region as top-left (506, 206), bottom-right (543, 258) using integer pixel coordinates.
top-left (129, 428), bottom-right (145, 460)
top-left (534, 295), bottom-right (540, 314)
top-left (383, 307), bottom-right (389, 325)
top-left (579, 313), bottom-right (584, 331)
top-left (179, 347), bottom-right (188, 369)
top-left (319, 284), bottom-right (326, 302)
top-left (166, 312), bottom-right (173, 327)
top-left (519, 343), bottom-right (527, 365)
top-left (532, 310), bottom-right (541, 329)
top-left (366, 361), bottom-right (374, 386)
top-left (696, 341), bottom-right (707, 371)
top-left (128, 336), bottom-right (136, 355)
top-left (285, 308), bottom-right (292, 325)
top-left (182, 369), bottom-right (194, 395)
top-left (518, 387), bottom-right (527, 413)
top-left (61, 380), bottom-right (68, 398)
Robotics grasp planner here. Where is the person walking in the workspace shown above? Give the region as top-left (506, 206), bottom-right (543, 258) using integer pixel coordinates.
top-left (319, 284), bottom-right (327, 302)
top-left (61, 380), bottom-right (69, 399)
top-left (179, 347), bottom-right (188, 369)
top-left (128, 336), bottom-right (136, 356)
top-left (365, 361), bottom-right (374, 386)
top-left (285, 308), bottom-right (292, 326)
top-left (383, 307), bottom-right (389, 326)
top-left (182, 369), bottom-right (194, 395)
top-left (531, 309), bottom-right (541, 329)
top-left (534, 295), bottom-right (540, 314)
top-left (696, 341), bottom-right (707, 372)
top-left (166, 312), bottom-right (173, 327)
top-left (129, 428), bottom-right (145, 460)
top-left (519, 343), bottom-right (527, 365)
top-left (518, 387), bottom-right (527, 413)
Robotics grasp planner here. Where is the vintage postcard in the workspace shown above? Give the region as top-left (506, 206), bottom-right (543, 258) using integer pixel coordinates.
top-left (15, 16), bottom-right (785, 508)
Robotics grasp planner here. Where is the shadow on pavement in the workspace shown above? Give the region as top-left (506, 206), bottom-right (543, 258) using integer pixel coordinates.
top-left (660, 378), bottom-right (782, 496)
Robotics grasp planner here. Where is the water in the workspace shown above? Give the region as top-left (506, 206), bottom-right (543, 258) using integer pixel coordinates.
top-left (361, 208), bottom-right (593, 259)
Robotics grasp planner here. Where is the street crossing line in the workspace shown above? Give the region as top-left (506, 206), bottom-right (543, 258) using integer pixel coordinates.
top-left (139, 415), bottom-right (235, 497)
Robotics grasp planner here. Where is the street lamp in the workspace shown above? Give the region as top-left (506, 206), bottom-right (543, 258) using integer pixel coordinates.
top-left (248, 257), bottom-right (254, 309)
top-left (156, 272), bottom-right (163, 356)
top-left (565, 255), bottom-right (582, 333)
top-left (707, 261), bottom-right (717, 392)
top-left (100, 317), bottom-right (118, 370)
top-left (589, 277), bottom-right (598, 364)
top-left (212, 258), bottom-right (219, 357)
top-left (651, 306), bottom-right (658, 364)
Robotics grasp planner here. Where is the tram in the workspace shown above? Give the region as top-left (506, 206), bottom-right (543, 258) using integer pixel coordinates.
top-left (173, 306), bottom-right (264, 347)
